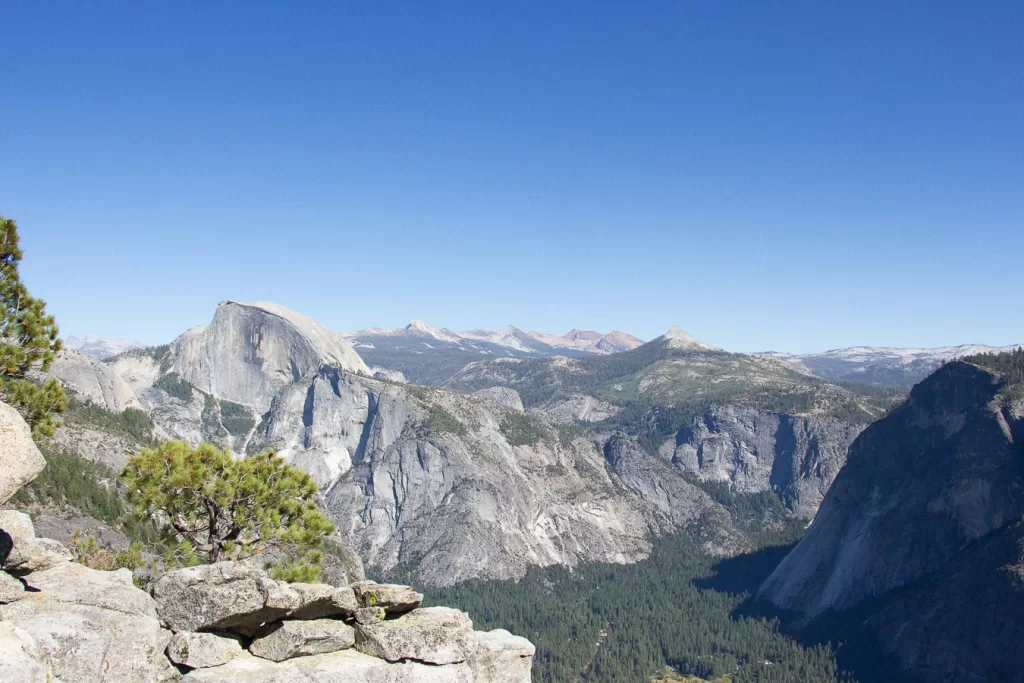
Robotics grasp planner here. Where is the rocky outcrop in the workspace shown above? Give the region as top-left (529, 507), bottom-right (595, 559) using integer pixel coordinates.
top-left (469, 629), bottom-right (536, 683)
top-left (0, 400), bottom-right (535, 683)
top-left (0, 569), bottom-right (24, 603)
top-left (0, 622), bottom-right (50, 682)
top-left (324, 384), bottom-right (657, 585)
top-left (0, 510), bottom-right (73, 574)
top-left (0, 402), bottom-right (46, 504)
top-left (0, 528), bottom-right (533, 682)
top-left (149, 561), bottom-right (360, 634)
top-left (354, 606), bottom-right (476, 664)
top-left (45, 349), bottom-right (143, 413)
top-left (603, 434), bottom-right (718, 531)
top-left (168, 632), bottom-right (245, 669)
top-left (181, 650), bottom-right (476, 682)
top-left (471, 387), bottom-right (524, 412)
top-left (666, 406), bottom-right (864, 518)
top-left (149, 561), bottom-right (532, 681)
top-left (531, 394), bottom-right (620, 423)
top-left (0, 563), bottom-right (177, 682)
top-left (758, 358), bottom-right (1024, 682)
top-left (169, 301), bottom-right (369, 410)
top-left (249, 619), bottom-right (355, 661)
top-left (759, 362), bottom-right (1024, 618)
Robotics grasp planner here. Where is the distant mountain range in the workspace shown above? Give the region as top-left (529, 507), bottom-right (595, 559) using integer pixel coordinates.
top-left (767, 343), bottom-right (1023, 387)
top-left (68, 322), bottom-right (1020, 391)
top-left (344, 320), bottom-right (643, 355)
top-left (343, 321), bottom-right (644, 384)
top-left (63, 334), bottom-right (145, 360)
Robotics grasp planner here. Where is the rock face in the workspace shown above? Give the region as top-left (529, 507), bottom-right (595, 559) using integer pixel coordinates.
top-left (149, 562), bottom-right (532, 681)
top-left (170, 300), bottom-right (370, 410)
top-left (45, 349), bottom-right (143, 413)
top-left (0, 509), bottom-right (74, 574)
top-left (0, 569), bottom-right (24, 603)
top-left (531, 393), bottom-right (619, 423)
top-left (0, 622), bottom-right (50, 683)
top-left (168, 632), bottom-right (245, 669)
top-left (666, 406), bottom-right (864, 519)
top-left (0, 402), bottom-right (46, 504)
top-left (759, 362), bottom-right (1024, 617)
top-left (469, 629), bottom-right (536, 683)
top-left (250, 619), bottom-right (355, 661)
top-left (758, 359), bottom-right (1024, 682)
top-left (182, 649), bottom-right (476, 682)
top-left (354, 606), bottom-right (477, 665)
top-left (1, 563), bottom-right (176, 682)
top-left (151, 561), bottom-right (307, 634)
top-left (322, 381), bottom-right (660, 585)
top-left (603, 435), bottom-right (719, 530)
top-left (868, 521), bottom-right (1024, 682)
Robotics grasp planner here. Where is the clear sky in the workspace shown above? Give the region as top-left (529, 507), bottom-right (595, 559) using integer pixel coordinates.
top-left (2, 2), bottom-right (1021, 353)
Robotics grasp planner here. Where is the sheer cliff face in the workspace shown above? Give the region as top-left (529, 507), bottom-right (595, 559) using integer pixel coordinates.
top-left (45, 350), bottom-right (142, 413)
top-left (758, 361), bottom-right (1024, 619)
top-left (868, 521), bottom-right (1024, 682)
top-left (666, 406), bottom-right (864, 519)
top-left (170, 301), bottom-right (370, 409)
top-left (261, 368), bottom-right (678, 586)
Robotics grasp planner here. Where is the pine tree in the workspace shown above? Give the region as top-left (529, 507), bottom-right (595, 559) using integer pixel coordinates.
top-left (0, 213), bottom-right (67, 437)
top-left (121, 441), bottom-right (335, 581)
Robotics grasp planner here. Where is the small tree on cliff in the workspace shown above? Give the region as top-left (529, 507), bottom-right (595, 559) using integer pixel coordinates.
top-left (0, 213), bottom-right (67, 438)
top-left (121, 441), bottom-right (335, 581)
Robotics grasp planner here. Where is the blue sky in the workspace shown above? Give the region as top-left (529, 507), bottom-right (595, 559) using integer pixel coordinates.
top-left (2, 2), bottom-right (1021, 353)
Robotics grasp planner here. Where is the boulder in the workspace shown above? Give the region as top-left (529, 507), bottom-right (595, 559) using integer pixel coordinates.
top-left (249, 619), bottom-right (355, 662)
top-left (5, 536), bottom-right (71, 574)
top-left (182, 649), bottom-right (474, 682)
top-left (168, 632), bottom-right (245, 669)
top-left (0, 510), bottom-right (72, 574)
top-left (0, 401), bottom-right (46, 504)
top-left (151, 561), bottom-right (284, 634)
top-left (278, 582), bottom-right (358, 621)
top-left (469, 629), bottom-right (536, 683)
top-left (25, 562), bottom-right (157, 618)
top-left (0, 622), bottom-right (50, 683)
top-left (152, 561), bottom-right (357, 635)
top-left (0, 597), bottom-right (175, 682)
top-left (354, 606), bottom-right (477, 665)
top-left (351, 580), bottom-right (423, 614)
top-left (0, 568), bottom-right (25, 603)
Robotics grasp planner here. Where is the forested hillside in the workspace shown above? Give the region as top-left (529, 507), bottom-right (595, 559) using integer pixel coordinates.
top-left (421, 510), bottom-right (902, 683)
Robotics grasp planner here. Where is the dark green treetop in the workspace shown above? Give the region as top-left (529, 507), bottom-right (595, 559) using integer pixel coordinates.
top-left (0, 213), bottom-right (67, 437)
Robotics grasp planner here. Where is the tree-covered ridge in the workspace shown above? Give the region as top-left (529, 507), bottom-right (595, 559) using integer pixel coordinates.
top-left (961, 347), bottom-right (1024, 386)
top-left (448, 336), bottom-right (899, 424)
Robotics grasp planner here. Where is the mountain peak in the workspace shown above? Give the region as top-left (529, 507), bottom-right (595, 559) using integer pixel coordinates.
top-left (661, 326), bottom-right (708, 350)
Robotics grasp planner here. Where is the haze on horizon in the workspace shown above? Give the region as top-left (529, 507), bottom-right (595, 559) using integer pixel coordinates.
top-left (1, 2), bottom-right (1021, 354)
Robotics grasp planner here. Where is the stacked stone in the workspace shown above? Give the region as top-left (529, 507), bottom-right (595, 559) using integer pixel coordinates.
top-left (151, 562), bottom-right (534, 682)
